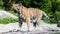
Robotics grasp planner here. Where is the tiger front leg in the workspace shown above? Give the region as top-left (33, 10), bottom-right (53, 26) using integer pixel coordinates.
top-left (26, 17), bottom-right (30, 32)
top-left (18, 15), bottom-right (23, 30)
top-left (19, 19), bottom-right (23, 28)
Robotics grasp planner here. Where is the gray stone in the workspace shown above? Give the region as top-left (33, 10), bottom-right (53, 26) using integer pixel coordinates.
top-left (0, 10), bottom-right (18, 18)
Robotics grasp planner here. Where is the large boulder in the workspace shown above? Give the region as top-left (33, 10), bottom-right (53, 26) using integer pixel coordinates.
top-left (0, 10), bottom-right (18, 18)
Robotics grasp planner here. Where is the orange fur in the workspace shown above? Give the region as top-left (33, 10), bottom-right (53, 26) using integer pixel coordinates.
top-left (12, 4), bottom-right (49, 31)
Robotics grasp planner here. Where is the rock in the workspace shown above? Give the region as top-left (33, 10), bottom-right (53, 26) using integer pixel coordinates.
top-left (0, 20), bottom-right (60, 34)
top-left (0, 10), bottom-right (18, 18)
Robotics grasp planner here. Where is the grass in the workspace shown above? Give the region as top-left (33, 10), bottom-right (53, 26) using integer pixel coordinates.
top-left (0, 6), bottom-right (3, 10)
top-left (0, 18), bottom-right (18, 24)
top-left (42, 17), bottom-right (51, 24)
top-left (43, 11), bottom-right (60, 24)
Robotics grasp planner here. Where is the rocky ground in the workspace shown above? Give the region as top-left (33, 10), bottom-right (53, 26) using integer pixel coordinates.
top-left (0, 10), bottom-right (18, 18)
top-left (0, 10), bottom-right (60, 34)
top-left (0, 20), bottom-right (60, 34)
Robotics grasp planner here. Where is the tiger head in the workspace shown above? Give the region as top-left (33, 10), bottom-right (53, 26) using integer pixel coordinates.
top-left (12, 3), bottom-right (22, 13)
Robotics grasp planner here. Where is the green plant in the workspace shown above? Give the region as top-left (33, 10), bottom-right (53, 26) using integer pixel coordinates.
top-left (0, 18), bottom-right (18, 24)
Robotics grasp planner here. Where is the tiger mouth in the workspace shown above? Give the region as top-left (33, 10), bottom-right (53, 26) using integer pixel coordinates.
top-left (13, 9), bottom-right (18, 13)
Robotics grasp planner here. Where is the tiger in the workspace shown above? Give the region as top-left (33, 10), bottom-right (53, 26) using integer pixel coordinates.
top-left (12, 3), bottom-right (49, 31)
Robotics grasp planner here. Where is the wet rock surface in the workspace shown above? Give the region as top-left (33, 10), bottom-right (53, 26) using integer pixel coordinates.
top-left (2, 30), bottom-right (60, 34)
top-left (0, 20), bottom-right (60, 34)
top-left (0, 29), bottom-right (42, 34)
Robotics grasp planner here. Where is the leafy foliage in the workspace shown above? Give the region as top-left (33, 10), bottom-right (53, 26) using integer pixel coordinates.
top-left (0, 18), bottom-right (18, 24)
